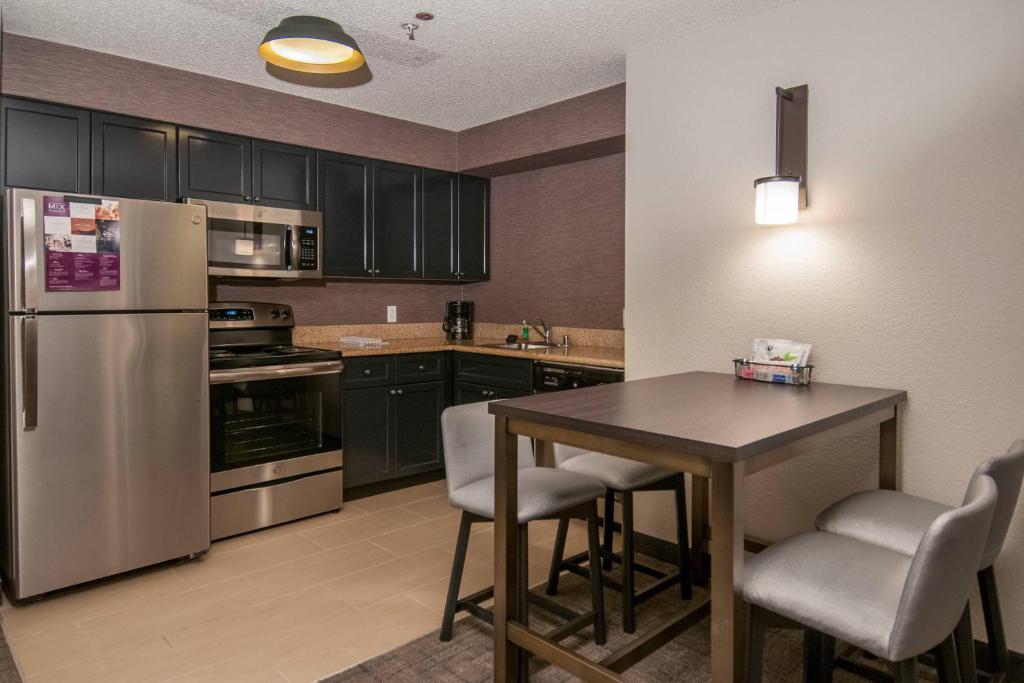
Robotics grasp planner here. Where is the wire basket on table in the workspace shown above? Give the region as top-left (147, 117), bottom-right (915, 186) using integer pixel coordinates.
top-left (733, 359), bottom-right (813, 385)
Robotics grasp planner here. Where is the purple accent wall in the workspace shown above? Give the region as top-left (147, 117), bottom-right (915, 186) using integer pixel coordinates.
top-left (210, 279), bottom-right (463, 326)
top-left (465, 153), bottom-right (625, 329)
top-left (0, 34), bottom-right (456, 170)
top-left (457, 84), bottom-right (625, 176)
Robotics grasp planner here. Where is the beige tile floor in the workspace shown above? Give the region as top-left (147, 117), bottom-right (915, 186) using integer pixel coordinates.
top-left (1, 481), bottom-right (593, 683)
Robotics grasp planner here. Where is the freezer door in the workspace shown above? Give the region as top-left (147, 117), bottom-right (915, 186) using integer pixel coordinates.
top-left (6, 188), bottom-right (207, 313)
top-left (6, 312), bottom-right (209, 599)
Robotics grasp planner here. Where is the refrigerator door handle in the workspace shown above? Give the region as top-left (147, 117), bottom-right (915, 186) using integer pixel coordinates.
top-left (22, 315), bottom-right (38, 430)
top-left (22, 197), bottom-right (39, 312)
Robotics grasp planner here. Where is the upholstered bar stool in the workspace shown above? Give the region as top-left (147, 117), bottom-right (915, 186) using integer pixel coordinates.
top-left (439, 402), bottom-right (607, 647)
top-left (545, 444), bottom-right (692, 634)
top-left (744, 475), bottom-right (998, 683)
top-left (816, 439), bottom-right (1024, 678)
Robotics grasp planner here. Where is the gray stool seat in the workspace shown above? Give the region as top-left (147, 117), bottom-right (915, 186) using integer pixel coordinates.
top-left (814, 439), bottom-right (1024, 679)
top-left (816, 489), bottom-right (951, 557)
top-left (744, 475), bottom-right (998, 683)
top-left (558, 450), bottom-right (673, 490)
top-left (449, 468), bottom-right (607, 523)
top-left (547, 444), bottom-right (691, 635)
top-left (744, 531), bottom-right (912, 656)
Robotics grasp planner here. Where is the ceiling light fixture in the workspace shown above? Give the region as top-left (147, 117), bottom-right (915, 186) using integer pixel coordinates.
top-left (754, 85), bottom-right (808, 225)
top-left (259, 16), bottom-right (365, 73)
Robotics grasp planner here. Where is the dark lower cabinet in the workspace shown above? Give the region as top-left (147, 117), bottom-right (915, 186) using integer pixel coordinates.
top-left (342, 354), bottom-right (448, 490)
top-left (372, 161), bottom-right (421, 278)
top-left (1, 98), bottom-right (89, 193)
top-left (253, 139), bottom-right (316, 210)
top-left (91, 113), bottom-right (176, 201)
top-left (342, 386), bottom-right (394, 488)
top-left (319, 151), bottom-right (373, 277)
top-left (454, 381), bottom-right (531, 405)
top-left (178, 127), bottom-right (252, 203)
top-left (393, 381), bottom-right (446, 477)
top-left (458, 174), bottom-right (490, 280)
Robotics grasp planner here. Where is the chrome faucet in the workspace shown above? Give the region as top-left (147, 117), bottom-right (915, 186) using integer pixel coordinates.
top-left (529, 319), bottom-right (553, 345)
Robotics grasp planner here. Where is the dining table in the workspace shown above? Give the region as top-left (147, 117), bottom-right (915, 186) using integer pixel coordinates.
top-left (488, 370), bottom-right (907, 682)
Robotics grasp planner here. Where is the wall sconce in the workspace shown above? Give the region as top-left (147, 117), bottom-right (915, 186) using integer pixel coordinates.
top-left (755, 85), bottom-right (808, 225)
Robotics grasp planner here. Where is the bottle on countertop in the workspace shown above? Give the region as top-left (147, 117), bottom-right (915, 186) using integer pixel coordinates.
top-left (521, 320), bottom-right (529, 340)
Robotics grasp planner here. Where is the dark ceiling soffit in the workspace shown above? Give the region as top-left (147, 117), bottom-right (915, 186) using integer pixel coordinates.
top-left (459, 135), bottom-right (625, 178)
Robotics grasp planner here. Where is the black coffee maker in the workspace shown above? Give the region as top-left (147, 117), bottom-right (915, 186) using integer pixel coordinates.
top-left (443, 301), bottom-right (474, 341)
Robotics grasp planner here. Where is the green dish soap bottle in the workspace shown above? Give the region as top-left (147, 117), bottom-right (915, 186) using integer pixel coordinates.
top-left (521, 320), bottom-right (529, 340)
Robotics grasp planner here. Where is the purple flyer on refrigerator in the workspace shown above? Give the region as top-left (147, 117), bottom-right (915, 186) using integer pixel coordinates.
top-left (43, 195), bottom-right (120, 291)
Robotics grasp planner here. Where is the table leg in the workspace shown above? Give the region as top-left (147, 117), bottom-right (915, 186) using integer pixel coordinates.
top-left (711, 461), bottom-right (746, 683)
top-left (494, 415), bottom-right (522, 682)
top-left (535, 439), bottom-right (555, 468)
top-left (690, 474), bottom-right (710, 586)
top-left (879, 403), bottom-right (902, 490)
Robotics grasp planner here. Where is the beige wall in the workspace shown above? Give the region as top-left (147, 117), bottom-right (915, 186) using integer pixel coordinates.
top-left (625, 0), bottom-right (1024, 647)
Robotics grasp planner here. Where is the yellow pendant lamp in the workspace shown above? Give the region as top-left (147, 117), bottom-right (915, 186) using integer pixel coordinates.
top-left (259, 16), bottom-right (365, 74)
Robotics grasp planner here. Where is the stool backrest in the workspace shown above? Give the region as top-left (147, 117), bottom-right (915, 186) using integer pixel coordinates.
top-left (553, 443), bottom-right (588, 467)
top-left (441, 402), bottom-right (534, 494)
top-left (967, 439), bottom-right (1024, 569)
top-left (888, 475), bottom-right (997, 661)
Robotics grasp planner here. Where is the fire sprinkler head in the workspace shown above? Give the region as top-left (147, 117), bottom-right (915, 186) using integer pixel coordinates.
top-left (401, 22), bottom-right (419, 40)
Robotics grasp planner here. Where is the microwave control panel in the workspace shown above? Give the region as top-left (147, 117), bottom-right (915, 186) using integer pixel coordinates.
top-left (297, 227), bottom-right (319, 271)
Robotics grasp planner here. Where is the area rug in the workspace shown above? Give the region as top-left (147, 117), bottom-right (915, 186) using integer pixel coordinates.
top-left (322, 557), bottom-right (920, 682)
top-left (0, 619), bottom-right (21, 683)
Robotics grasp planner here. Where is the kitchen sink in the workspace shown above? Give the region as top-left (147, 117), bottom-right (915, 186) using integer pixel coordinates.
top-left (480, 342), bottom-right (557, 350)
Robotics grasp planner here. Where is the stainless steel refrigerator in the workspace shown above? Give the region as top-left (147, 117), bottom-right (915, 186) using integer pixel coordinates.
top-left (2, 188), bottom-right (210, 601)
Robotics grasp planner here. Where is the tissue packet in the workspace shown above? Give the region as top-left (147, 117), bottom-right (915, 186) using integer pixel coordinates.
top-left (752, 338), bottom-right (812, 366)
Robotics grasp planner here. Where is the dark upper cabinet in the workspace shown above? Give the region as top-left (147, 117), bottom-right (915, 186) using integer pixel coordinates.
top-left (91, 113), bottom-right (176, 201)
top-left (177, 127), bottom-right (252, 203)
top-left (372, 161), bottom-right (421, 278)
top-left (253, 139), bottom-right (315, 211)
top-left (1, 98), bottom-right (90, 193)
top-left (319, 151), bottom-right (373, 277)
top-left (458, 174), bottom-right (490, 281)
top-left (342, 386), bottom-right (394, 488)
top-left (422, 169), bottom-right (457, 279)
top-left (393, 381), bottom-right (445, 477)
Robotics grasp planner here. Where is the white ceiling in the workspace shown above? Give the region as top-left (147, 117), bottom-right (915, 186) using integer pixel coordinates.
top-left (4, 0), bottom-right (791, 130)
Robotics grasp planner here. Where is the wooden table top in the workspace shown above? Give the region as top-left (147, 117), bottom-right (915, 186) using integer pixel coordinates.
top-left (489, 371), bottom-right (907, 462)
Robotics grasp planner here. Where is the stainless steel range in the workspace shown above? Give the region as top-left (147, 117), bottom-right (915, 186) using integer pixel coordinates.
top-left (208, 302), bottom-right (343, 540)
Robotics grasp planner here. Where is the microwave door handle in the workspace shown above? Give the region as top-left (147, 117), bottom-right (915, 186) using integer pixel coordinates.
top-left (22, 315), bottom-right (37, 430)
top-left (285, 226), bottom-right (296, 271)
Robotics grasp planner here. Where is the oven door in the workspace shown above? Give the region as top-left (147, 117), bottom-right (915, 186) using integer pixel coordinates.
top-left (210, 361), bottom-right (342, 492)
top-left (193, 199), bottom-right (322, 279)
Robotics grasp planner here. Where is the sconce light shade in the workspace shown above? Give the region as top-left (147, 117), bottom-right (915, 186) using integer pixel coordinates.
top-left (754, 175), bottom-right (801, 225)
top-left (754, 85), bottom-right (808, 226)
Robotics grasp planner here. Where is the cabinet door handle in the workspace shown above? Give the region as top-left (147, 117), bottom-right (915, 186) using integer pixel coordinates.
top-left (389, 389), bottom-right (396, 395)
top-left (417, 364), bottom-right (425, 370)
top-left (374, 269), bottom-right (381, 274)
top-left (254, 197), bottom-right (261, 202)
top-left (244, 195), bottom-right (252, 201)
top-left (363, 368), bottom-right (372, 376)
top-left (396, 389), bottom-right (403, 395)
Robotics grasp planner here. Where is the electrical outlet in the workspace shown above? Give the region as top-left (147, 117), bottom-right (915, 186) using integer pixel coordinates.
top-left (387, 305), bottom-right (397, 323)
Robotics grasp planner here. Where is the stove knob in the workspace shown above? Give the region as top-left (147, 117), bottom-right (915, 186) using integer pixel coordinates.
top-left (281, 309), bottom-right (291, 320)
top-left (270, 309), bottom-right (280, 319)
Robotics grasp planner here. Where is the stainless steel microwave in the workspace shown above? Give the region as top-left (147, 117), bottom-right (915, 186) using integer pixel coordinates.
top-left (189, 199), bottom-right (323, 279)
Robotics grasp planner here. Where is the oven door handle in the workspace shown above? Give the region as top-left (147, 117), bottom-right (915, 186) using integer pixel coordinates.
top-left (209, 360), bottom-right (343, 384)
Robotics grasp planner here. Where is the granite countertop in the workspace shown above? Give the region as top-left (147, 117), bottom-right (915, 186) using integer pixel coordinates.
top-left (315, 337), bottom-right (624, 369)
